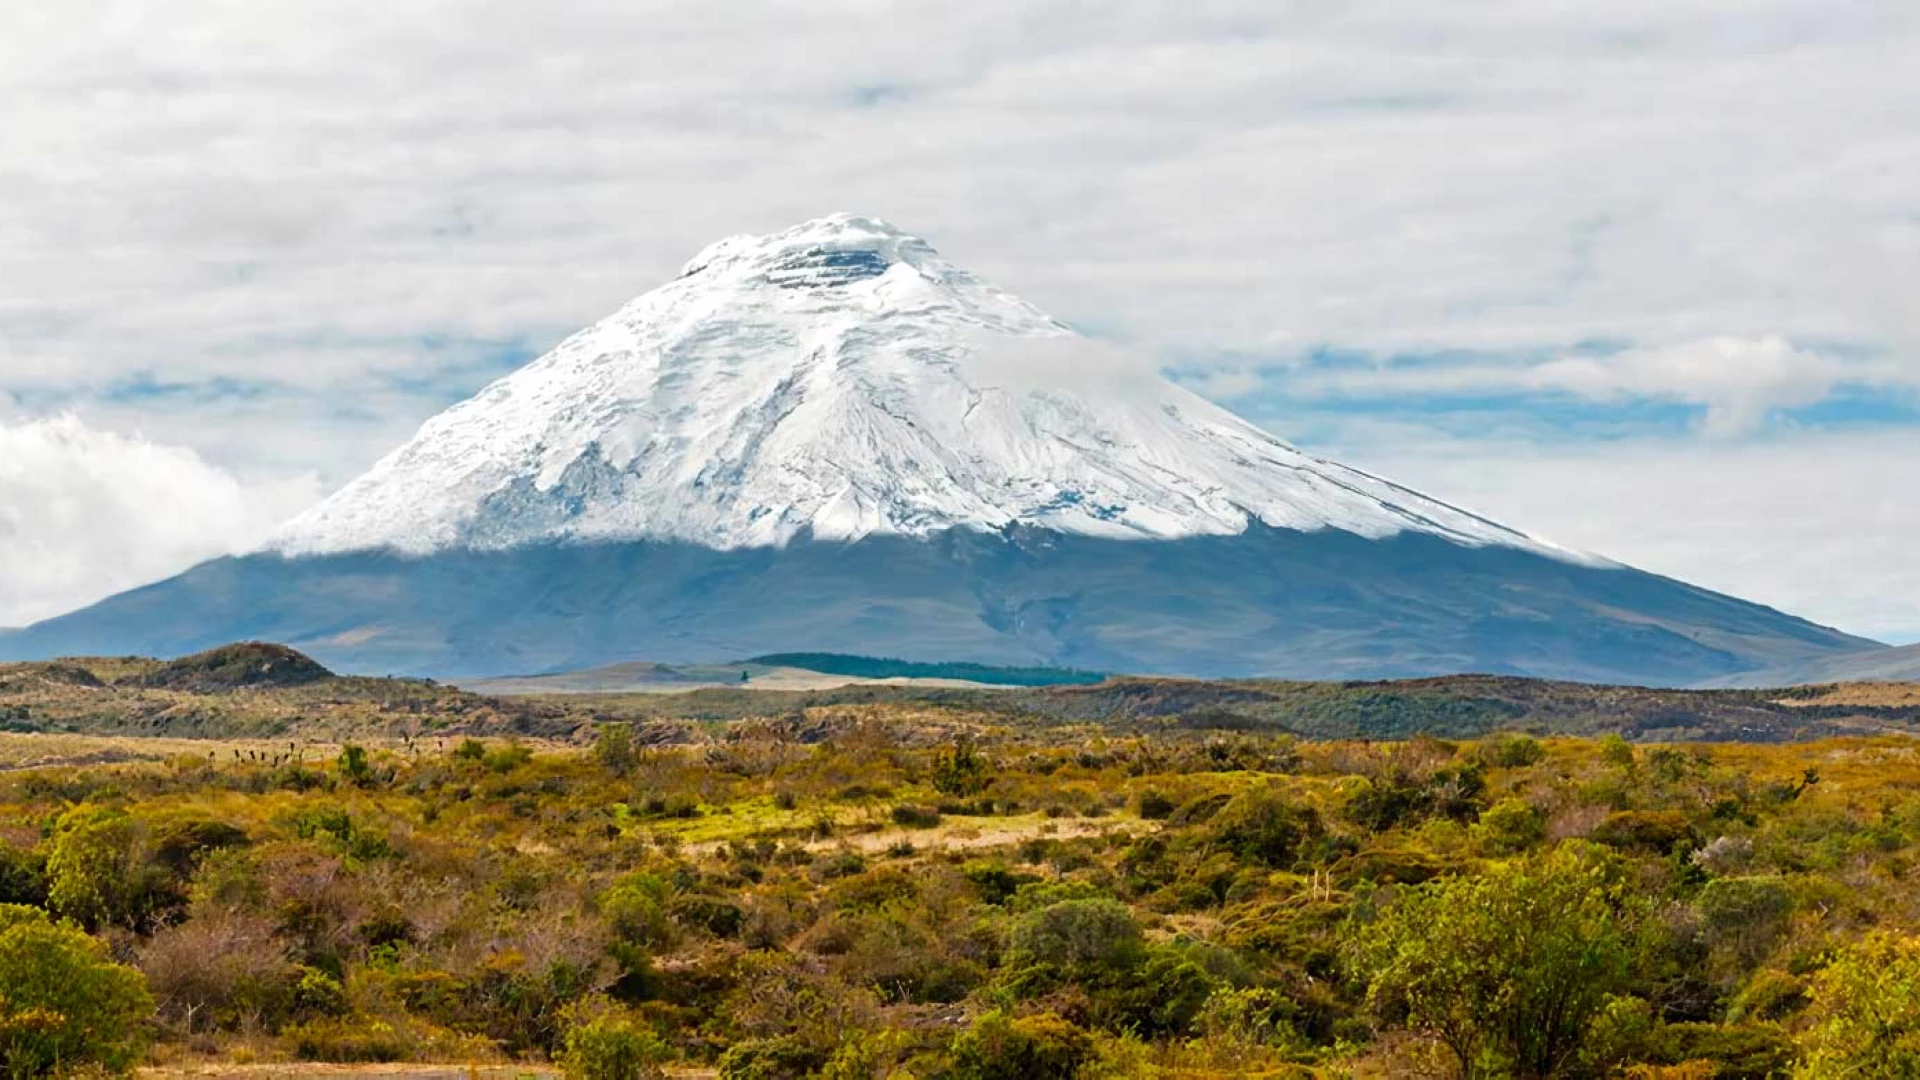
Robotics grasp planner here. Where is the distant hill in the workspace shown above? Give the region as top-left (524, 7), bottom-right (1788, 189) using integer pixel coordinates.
top-left (0, 642), bottom-right (568, 741)
top-left (0, 660), bottom-right (108, 694)
top-left (468, 669), bottom-right (1920, 744)
top-left (459, 654), bottom-right (1095, 695)
top-left (7, 641), bottom-right (1920, 743)
top-left (994, 675), bottom-right (1911, 742)
top-left (746, 653), bottom-right (1106, 687)
top-left (1701, 642), bottom-right (1920, 688)
top-left (128, 642), bottom-right (334, 692)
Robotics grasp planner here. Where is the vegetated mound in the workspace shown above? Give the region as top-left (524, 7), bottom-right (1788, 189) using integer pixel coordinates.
top-left (125, 642), bottom-right (334, 692)
top-left (747, 653), bottom-right (1108, 687)
top-left (0, 661), bottom-right (108, 694)
top-left (1007, 674), bottom-right (1920, 742)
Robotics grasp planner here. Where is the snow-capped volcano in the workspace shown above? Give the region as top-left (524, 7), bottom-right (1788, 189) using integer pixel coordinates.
top-left (274, 214), bottom-right (1569, 560)
top-left (2, 216), bottom-right (1876, 686)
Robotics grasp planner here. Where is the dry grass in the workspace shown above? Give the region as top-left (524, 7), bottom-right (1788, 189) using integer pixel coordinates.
top-left (679, 807), bottom-right (1137, 860)
top-left (0, 732), bottom-right (300, 771)
top-left (0, 731), bottom-right (576, 772)
top-left (139, 1065), bottom-right (720, 1080)
top-left (140, 1060), bottom-right (560, 1068)
top-left (1781, 682), bottom-right (1920, 708)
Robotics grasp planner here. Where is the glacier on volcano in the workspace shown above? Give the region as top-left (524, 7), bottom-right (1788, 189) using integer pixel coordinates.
top-left (273, 214), bottom-right (1584, 563)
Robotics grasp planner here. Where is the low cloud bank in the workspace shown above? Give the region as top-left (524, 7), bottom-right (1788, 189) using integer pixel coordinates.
top-left (0, 416), bottom-right (319, 627)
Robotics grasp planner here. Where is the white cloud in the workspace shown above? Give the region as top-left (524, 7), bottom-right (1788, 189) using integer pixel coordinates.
top-left (1285, 335), bottom-right (1914, 435)
top-left (965, 335), bottom-right (1161, 395)
top-left (0, 416), bottom-right (320, 627)
top-left (1, 2), bottom-right (1917, 472)
top-left (0, 0), bottom-right (1916, 637)
top-left (1340, 426), bottom-right (1920, 643)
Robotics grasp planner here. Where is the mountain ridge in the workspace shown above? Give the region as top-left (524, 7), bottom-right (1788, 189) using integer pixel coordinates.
top-left (1701, 641), bottom-right (1920, 688)
top-left (0, 526), bottom-right (1873, 685)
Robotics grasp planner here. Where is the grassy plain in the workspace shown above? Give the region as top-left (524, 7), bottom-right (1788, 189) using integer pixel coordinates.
top-left (9, 648), bottom-right (1920, 1077)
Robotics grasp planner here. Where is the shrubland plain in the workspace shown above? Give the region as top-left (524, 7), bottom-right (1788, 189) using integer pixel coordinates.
top-left (4, 647), bottom-right (1920, 1077)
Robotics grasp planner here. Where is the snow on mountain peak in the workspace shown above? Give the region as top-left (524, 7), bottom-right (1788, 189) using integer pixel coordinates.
top-left (271, 215), bottom-right (1584, 562)
top-left (681, 213), bottom-right (925, 276)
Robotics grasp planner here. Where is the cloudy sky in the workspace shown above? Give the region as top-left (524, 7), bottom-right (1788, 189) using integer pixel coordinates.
top-left (2, 0), bottom-right (1916, 641)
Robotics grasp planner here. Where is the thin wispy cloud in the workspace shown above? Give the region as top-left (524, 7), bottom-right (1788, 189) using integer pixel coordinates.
top-left (1271, 337), bottom-right (1915, 437)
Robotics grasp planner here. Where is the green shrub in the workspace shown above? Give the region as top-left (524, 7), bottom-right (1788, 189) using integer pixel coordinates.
top-left (1354, 843), bottom-right (1648, 1078)
top-left (1005, 898), bottom-right (1145, 983)
top-left (593, 724), bottom-right (637, 777)
top-left (716, 1035), bottom-right (830, 1080)
top-left (1798, 930), bottom-right (1920, 1076)
top-left (1726, 969), bottom-right (1807, 1023)
top-left (294, 967), bottom-right (350, 1018)
top-left (962, 862), bottom-right (1038, 906)
top-left (1482, 735), bottom-right (1546, 768)
top-left (1119, 947), bottom-right (1220, 1035)
top-left (1205, 786), bottom-right (1321, 869)
top-left (288, 1016), bottom-right (428, 1062)
top-left (146, 815), bottom-right (249, 877)
top-left (0, 845), bottom-right (45, 907)
top-left (816, 1030), bottom-right (916, 1080)
top-left (1696, 876), bottom-right (1792, 969)
top-left (889, 804), bottom-right (942, 829)
top-left (558, 998), bottom-right (668, 1080)
top-left (288, 804), bottom-right (393, 862)
top-left (1195, 987), bottom-right (1315, 1056)
top-left (1592, 810), bottom-right (1694, 854)
top-left (948, 1010), bottom-right (1093, 1080)
top-left (1135, 788), bottom-right (1176, 820)
top-left (0, 905), bottom-right (152, 1077)
top-left (1471, 798), bottom-right (1546, 856)
top-left (601, 872), bottom-right (675, 948)
top-left (1599, 734), bottom-right (1636, 769)
top-left (485, 743), bottom-right (535, 774)
top-left (44, 804), bottom-right (140, 929)
top-left (1001, 898), bottom-right (1218, 1035)
top-left (337, 743), bottom-right (372, 785)
top-left (1653, 1022), bottom-right (1794, 1077)
top-left (932, 739), bottom-right (990, 797)
top-left (669, 893), bottom-right (744, 938)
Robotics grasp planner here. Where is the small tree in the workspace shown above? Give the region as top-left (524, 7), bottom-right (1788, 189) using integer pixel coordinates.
top-left (0, 904), bottom-right (154, 1077)
top-left (600, 872), bottom-right (675, 950)
top-left (1599, 734), bottom-right (1637, 770)
top-left (44, 805), bottom-right (138, 930)
top-left (1353, 843), bottom-right (1647, 1078)
top-left (932, 738), bottom-right (990, 798)
top-left (593, 724), bottom-right (637, 778)
top-left (336, 743), bottom-right (372, 786)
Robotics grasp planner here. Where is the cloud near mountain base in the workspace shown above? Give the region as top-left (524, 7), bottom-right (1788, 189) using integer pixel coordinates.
top-left (0, 416), bottom-right (319, 627)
